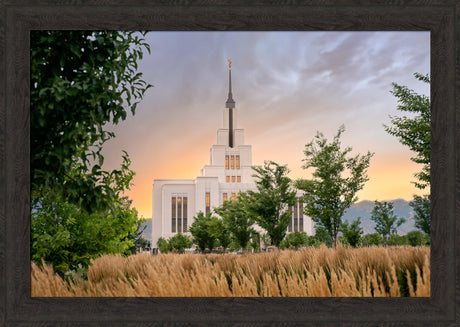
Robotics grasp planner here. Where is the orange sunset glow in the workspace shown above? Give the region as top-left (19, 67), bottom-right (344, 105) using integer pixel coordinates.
top-left (101, 31), bottom-right (430, 218)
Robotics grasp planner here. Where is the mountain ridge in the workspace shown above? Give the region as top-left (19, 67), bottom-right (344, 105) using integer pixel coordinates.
top-left (342, 198), bottom-right (416, 235)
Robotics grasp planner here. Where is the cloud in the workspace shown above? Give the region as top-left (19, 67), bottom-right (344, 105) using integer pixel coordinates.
top-left (100, 31), bottom-right (430, 217)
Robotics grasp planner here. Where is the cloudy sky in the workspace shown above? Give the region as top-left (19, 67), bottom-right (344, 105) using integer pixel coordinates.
top-left (101, 31), bottom-right (430, 218)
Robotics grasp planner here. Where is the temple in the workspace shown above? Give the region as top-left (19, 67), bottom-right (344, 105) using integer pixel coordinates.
top-left (151, 62), bottom-right (314, 249)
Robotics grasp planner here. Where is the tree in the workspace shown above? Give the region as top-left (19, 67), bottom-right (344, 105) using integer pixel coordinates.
top-left (384, 73), bottom-right (430, 190)
top-left (280, 232), bottom-right (308, 250)
top-left (208, 218), bottom-right (231, 251)
top-left (406, 230), bottom-right (429, 246)
top-left (157, 237), bottom-right (171, 254)
top-left (31, 31), bottom-right (152, 211)
top-left (340, 218), bottom-right (363, 247)
top-left (313, 226), bottom-right (333, 247)
top-left (214, 198), bottom-right (255, 251)
top-left (409, 195), bottom-right (431, 236)
top-left (245, 161), bottom-right (297, 247)
top-left (189, 211), bottom-right (219, 252)
top-left (296, 126), bottom-right (373, 248)
top-left (361, 233), bottom-right (384, 246)
top-left (127, 217), bottom-right (151, 254)
top-left (370, 201), bottom-right (405, 244)
top-left (31, 155), bottom-right (139, 277)
top-left (387, 234), bottom-right (409, 246)
top-left (30, 31), bottom-right (152, 275)
top-left (385, 73), bottom-right (431, 236)
top-left (169, 233), bottom-right (193, 253)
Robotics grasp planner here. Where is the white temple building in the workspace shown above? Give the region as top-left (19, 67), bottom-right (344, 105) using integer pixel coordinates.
top-left (152, 62), bottom-right (314, 248)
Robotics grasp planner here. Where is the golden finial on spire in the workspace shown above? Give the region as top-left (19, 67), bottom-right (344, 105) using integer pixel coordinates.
top-left (228, 59), bottom-right (232, 70)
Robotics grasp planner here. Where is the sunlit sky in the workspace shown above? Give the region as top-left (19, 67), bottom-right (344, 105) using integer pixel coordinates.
top-left (101, 31), bottom-right (430, 218)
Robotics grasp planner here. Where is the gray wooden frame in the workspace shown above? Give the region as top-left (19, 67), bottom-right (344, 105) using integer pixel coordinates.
top-left (0, 1), bottom-right (458, 326)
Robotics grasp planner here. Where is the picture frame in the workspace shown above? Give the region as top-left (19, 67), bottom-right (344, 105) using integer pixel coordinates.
top-left (1, 1), bottom-right (458, 326)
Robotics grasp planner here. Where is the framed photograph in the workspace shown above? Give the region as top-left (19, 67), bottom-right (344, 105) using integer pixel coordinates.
top-left (1, 1), bottom-right (458, 326)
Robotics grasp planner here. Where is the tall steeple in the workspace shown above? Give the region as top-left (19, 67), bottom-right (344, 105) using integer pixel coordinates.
top-left (226, 59), bottom-right (235, 109)
top-left (226, 59), bottom-right (235, 148)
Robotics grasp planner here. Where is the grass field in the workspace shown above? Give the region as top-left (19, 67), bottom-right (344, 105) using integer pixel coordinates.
top-left (31, 245), bottom-right (430, 297)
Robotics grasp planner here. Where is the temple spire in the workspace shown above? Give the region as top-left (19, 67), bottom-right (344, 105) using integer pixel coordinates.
top-left (226, 59), bottom-right (235, 109)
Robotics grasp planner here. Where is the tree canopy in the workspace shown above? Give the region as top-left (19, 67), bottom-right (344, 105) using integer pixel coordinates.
top-left (296, 126), bottom-right (373, 248)
top-left (214, 197), bottom-right (255, 251)
top-left (409, 195), bottom-right (431, 236)
top-left (385, 73), bottom-right (431, 237)
top-left (31, 31), bottom-right (152, 212)
top-left (370, 201), bottom-right (405, 244)
top-left (340, 218), bottom-right (363, 247)
top-left (189, 211), bottom-right (220, 252)
top-left (244, 161), bottom-right (297, 247)
top-left (384, 73), bottom-right (430, 190)
top-left (30, 31), bottom-right (152, 276)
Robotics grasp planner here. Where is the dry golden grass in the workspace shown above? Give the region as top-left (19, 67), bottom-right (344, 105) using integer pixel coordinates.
top-left (31, 245), bottom-right (430, 297)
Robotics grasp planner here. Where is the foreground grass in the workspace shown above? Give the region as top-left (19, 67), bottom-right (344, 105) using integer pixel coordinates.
top-left (31, 245), bottom-right (429, 297)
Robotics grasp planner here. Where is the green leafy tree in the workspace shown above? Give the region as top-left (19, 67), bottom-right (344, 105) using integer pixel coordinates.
top-left (157, 237), bottom-right (171, 254)
top-left (313, 226), bottom-right (333, 247)
top-left (387, 234), bottom-right (409, 246)
top-left (371, 201), bottom-right (405, 244)
top-left (169, 233), bottom-right (193, 253)
top-left (245, 161), bottom-right (297, 247)
top-left (280, 232), bottom-right (308, 250)
top-left (296, 126), bottom-right (373, 248)
top-left (406, 230), bottom-right (429, 246)
top-left (249, 231), bottom-right (261, 252)
top-left (214, 198), bottom-right (255, 251)
top-left (31, 31), bottom-right (152, 211)
top-left (189, 211), bottom-right (219, 252)
top-left (30, 31), bottom-right (152, 275)
top-left (409, 195), bottom-right (431, 236)
top-left (340, 218), bottom-right (363, 247)
top-left (384, 73), bottom-right (430, 190)
top-left (385, 73), bottom-right (431, 237)
top-left (208, 218), bottom-right (231, 251)
top-left (361, 233), bottom-right (384, 246)
top-left (31, 155), bottom-right (139, 277)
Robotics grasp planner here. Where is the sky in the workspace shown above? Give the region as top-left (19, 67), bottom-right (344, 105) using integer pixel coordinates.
top-left (101, 31), bottom-right (430, 218)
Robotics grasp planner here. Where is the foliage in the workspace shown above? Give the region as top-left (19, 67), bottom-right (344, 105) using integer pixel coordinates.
top-left (214, 198), bottom-right (255, 251)
top-left (384, 73), bottom-right (430, 190)
top-left (30, 31), bottom-right (152, 275)
top-left (280, 232), bottom-right (308, 250)
top-left (31, 31), bottom-right (152, 212)
top-left (260, 233), bottom-right (271, 249)
top-left (371, 201), bottom-right (405, 244)
top-left (157, 237), bottom-right (171, 254)
top-left (406, 230), bottom-right (429, 246)
top-left (361, 233), bottom-right (384, 246)
top-left (31, 172), bottom-right (139, 277)
top-left (340, 218), bottom-right (363, 247)
top-left (249, 231), bottom-right (261, 252)
top-left (296, 126), bottom-right (373, 247)
top-left (409, 195), bottom-right (431, 236)
top-left (168, 233), bottom-right (193, 253)
top-left (208, 218), bottom-right (231, 251)
top-left (314, 226), bottom-right (333, 247)
top-left (244, 161), bottom-right (297, 247)
top-left (126, 217), bottom-right (151, 254)
top-left (305, 235), bottom-right (323, 248)
top-left (387, 234), bottom-right (409, 246)
top-left (189, 211), bottom-right (220, 252)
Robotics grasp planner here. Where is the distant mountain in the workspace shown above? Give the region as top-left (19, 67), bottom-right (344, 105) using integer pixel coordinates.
top-left (140, 218), bottom-right (152, 242)
top-left (341, 199), bottom-right (416, 235)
